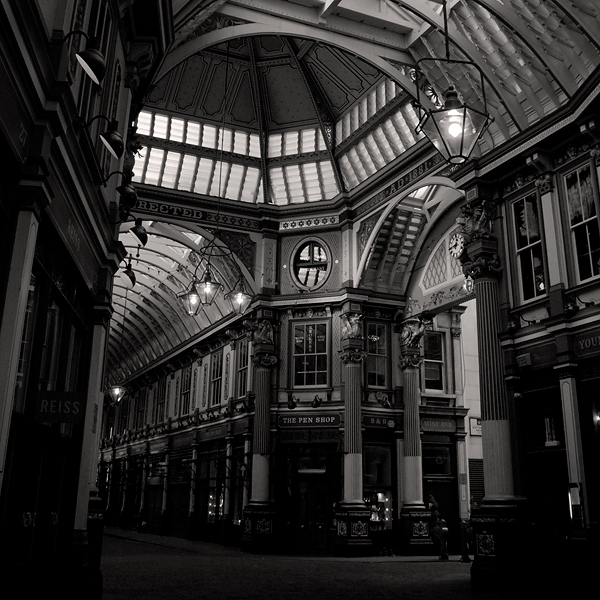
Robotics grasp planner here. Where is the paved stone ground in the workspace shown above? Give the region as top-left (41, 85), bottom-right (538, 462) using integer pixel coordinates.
top-left (100, 527), bottom-right (562, 600)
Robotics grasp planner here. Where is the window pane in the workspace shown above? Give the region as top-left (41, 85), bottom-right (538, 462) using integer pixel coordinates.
top-left (424, 332), bottom-right (443, 360)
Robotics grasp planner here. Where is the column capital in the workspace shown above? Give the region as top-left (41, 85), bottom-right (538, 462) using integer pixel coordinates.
top-left (252, 352), bottom-right (277, 368)
top-left (462, 237), bottom-right (502, 280)
top-left (340, 312), bottom-right (363, 341)
top-left (339, 348), bottom-right (367, 364)
top-left (400, 352), bottom-right (423, 370)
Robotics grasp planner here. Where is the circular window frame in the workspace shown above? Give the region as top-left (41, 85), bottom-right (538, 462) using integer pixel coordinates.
top-left (290, 237), bottom-right (332, 291)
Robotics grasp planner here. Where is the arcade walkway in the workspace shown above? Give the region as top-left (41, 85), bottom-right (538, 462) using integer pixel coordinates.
top-left (100, 527), bottom-right (572, 600)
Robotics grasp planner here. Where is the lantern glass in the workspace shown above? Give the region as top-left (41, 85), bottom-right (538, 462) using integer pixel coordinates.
top-left (180, 284), bottom-right (202, 316)
top-left (108, 385), bottom-right (126, 403)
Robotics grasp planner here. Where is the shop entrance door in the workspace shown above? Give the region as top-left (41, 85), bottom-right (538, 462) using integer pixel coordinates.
top-left (295, 475), bottom-right (329, 548)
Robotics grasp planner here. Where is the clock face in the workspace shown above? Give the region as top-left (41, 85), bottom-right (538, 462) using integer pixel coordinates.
top-left (449, 233), bottom-right (465, 258)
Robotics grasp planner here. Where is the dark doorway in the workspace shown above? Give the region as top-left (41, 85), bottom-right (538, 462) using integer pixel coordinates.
top-left (275, 441), bottom-right (340, 551)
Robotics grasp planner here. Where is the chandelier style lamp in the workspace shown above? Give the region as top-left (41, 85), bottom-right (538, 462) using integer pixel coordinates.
top-left (414, 0), bottom-right (492, 165)
top-left (224, 275), bottom-right (254, 316)
top-left (178, 257), bottom-right (223, 317)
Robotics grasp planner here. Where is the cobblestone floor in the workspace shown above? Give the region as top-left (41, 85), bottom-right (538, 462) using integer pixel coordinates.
top-left (100, 527), bottom-right (560, 600)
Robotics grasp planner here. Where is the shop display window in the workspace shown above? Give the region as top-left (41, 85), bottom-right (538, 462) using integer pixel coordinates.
top-left (364, 445), bottom-right (392, 529)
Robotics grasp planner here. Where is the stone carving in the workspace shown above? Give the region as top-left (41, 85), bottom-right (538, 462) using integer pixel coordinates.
top-left (340, 312), bottom-right (363, 340)
top-left (243, 318), bottom-right (274, 344)
top-left (339, 349), bottom-right (367, 364)
top-left (399, 318), bottom-right (425, 348)
top-left (463, 254), bottom-right (501, 279)
top-left (400, 354), bottom-right (423, 370)
top-left (459, 199), bottom-right (496, 240)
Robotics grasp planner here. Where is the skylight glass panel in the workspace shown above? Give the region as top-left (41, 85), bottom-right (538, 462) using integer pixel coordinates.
top-left (347, 147), bottom-right (368, 182)
top-left (268, 134), bottom-right (282, 158)
top-left (186, 122), bottom-right (201, 146)
top-left (284, 131), bottom-right (299, 156)
top-left (372, 126), bottom-right (396, 161)
top-left (202, 125), bottom-right (217, 149)
top-left (153, 114), bottom-right (169, 139)
top-left (339, 155), bottom-right (359, 189)
top-left (302, 163), bottom-right (321, 202)
top-left (249, 134), bottom-right (261, 157)
top-left (376, 82), bottom-right (386, 111)
top-left (319, 162), bottom-right (339, 198)
top-left (350, 105), bottom-right (359, 133)
top-left (242, 168), bottom-right (260, 202)
top-left (218, 128), bottom-right (233, 152)
top-left (234, 131), bottom-right (249, 155)
top-left (170, 118), bottom-right (185, 142)
top-left (178, 155), bottom-right (198, 191)
top-left (368, 90), bottom-right (377, 118)
top-left (359, 100), bottom-right (368, 127)
top-left (193, 158), bottom-right (213, 195)
top-left (209, 161), bottom-right (230, 196)
top-left (145, 148), bottom-right (165, 185)
top-left (363, 134), bottom-right (386, 170)
top-left (226, 164), bottom-right (245, 200)
top-left (269, 167), bottom-right (286, 205)
top-left (286, 165), bottom-right (304, 203)
top-left (355, 141), bottom-right (377, 176)
top-left (137, 111), bottom-right (152, 136)
top-left (161, 152), bottom-right (182, 188)
top-left (382, 119), bottom-right (404, 153)
top-left (317, 130), bottom-right (327, 151)
top-left (301, 129), bottom-right (316, 153)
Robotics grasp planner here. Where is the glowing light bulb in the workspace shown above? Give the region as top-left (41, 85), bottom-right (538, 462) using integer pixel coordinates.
top-left (448, 121), bottom-right (462, 138)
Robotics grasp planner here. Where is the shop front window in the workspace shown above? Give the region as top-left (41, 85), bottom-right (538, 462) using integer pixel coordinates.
top-left (363, 445), bottom-right (392, 530)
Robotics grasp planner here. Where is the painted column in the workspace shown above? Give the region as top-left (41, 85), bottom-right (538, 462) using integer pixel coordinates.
top-left (398, 317), bottom-right (432, 551)
top-left (459, 194), bottom-right (520, 586)
top-left (450, 310), bottom-right (471, 524)
top-left (0, 209), bottom-right (40, 492)
top-left (335, 310), bottom-right (371, 554)
top-left (242, 433), bottom-right (252, 510)
top-left (242, 317), bottom-right (276, 550)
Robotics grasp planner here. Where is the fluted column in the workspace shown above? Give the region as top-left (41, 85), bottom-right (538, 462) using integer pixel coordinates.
top-left (459, 194), bottom-right (521, 587)
top-left (250, 351), bottom-right (277, 503)
top-left (397, 317), bottom-right (432, 551)
top-left (472, 273), bottom-right (514, 501)
top-left (340, 347), bottom-right (367, 504)
top-left (241, 316), bottom-right (277, 551)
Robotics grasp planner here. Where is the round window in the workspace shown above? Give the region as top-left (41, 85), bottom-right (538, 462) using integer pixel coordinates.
top-left (293, 240), bottom-right (330, 289)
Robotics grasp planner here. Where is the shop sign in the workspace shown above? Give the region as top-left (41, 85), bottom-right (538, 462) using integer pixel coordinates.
top-left (34, 391), bottom-right (86, 423)
top-left (574, 330), bottom-right (600, 357)
top-left (362, 416), bottom-right (395, 428)
top-left (421, 418), bottom-right (456, 432)
top-left (202, 426), bottom-right (225, 439)
top-left (278, 413), bottom-right (340, 428)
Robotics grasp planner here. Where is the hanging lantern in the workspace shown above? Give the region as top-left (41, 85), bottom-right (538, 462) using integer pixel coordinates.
top-left (416, 85), bottom-right (492, 165)
top-left (225, 277), bottom-right (253, 315)
top-left (178, 282), bottom-right (202, 316)
top-left (107, 384), bottom-right (126, 404)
